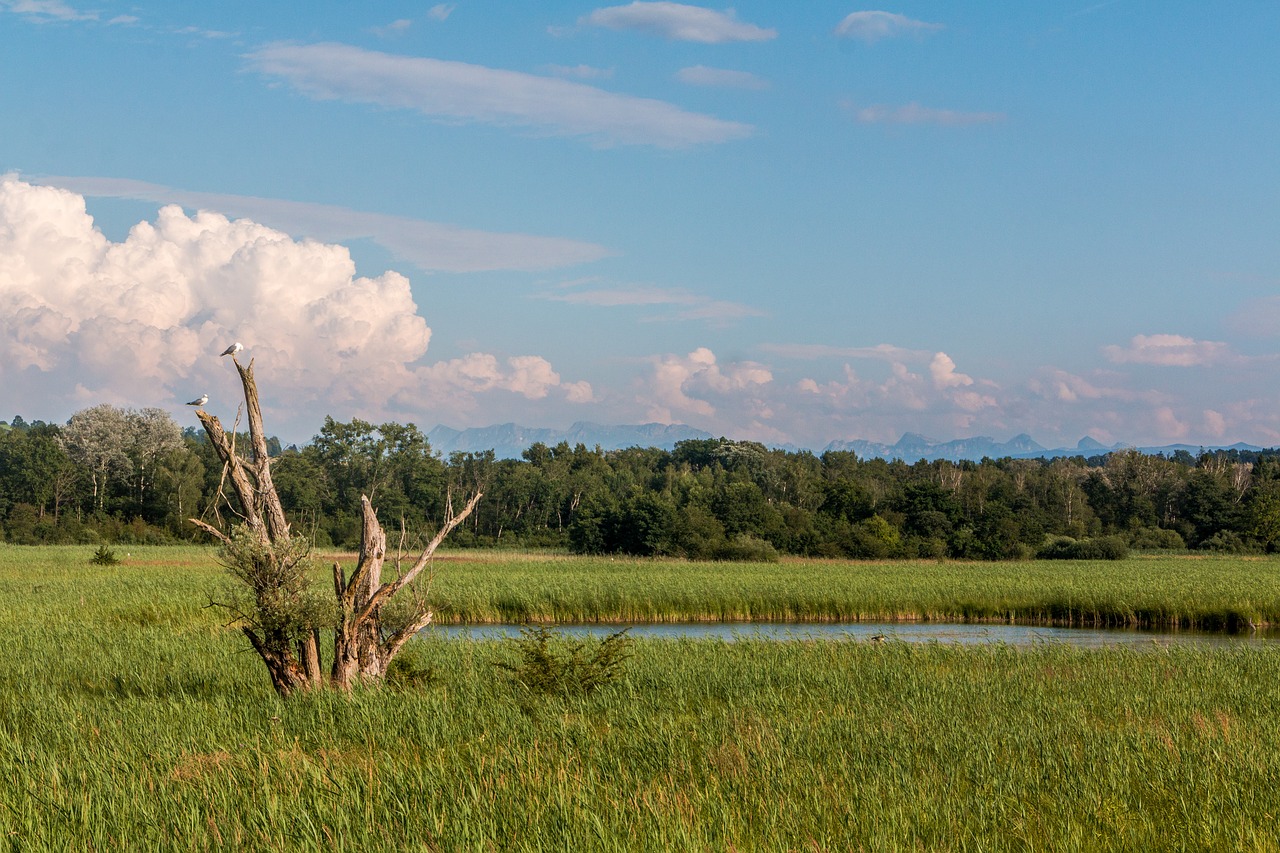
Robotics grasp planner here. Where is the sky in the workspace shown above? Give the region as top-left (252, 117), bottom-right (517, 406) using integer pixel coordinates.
top-left (1, 1), bottom-right (1278, 450)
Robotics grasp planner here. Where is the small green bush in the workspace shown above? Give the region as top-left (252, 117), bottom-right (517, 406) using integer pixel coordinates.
top-left (496, 626), bottom-right (633, 697)
top-left (386, 645), bottom-right (438, 689)
top-left (711, 534), bottom-right (779, 563)
top-left (90, 545), bottom-right (120, 566)
top-left (1038, 535), bottom-right (1129, 561)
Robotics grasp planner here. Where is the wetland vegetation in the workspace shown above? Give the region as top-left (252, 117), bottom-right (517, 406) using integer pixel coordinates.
top-left (1, 546), bottom-right (1278, 849)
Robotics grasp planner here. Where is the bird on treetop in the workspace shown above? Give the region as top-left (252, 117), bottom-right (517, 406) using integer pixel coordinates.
top-left (220, 341), bottom-right (243, 357)
top-left (186, 394), bottom-right (208, 406)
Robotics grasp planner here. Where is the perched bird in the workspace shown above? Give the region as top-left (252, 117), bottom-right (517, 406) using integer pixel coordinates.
top-left (186, 394), bottom-right (208, 406)
top-left (220, 341), bottom-right (243, 357)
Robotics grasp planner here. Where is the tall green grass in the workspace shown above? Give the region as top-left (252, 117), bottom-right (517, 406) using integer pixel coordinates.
top-left (0, 545), bottom-right (1278, 849)
top-left (425, 550), bottom-right (1280, 629)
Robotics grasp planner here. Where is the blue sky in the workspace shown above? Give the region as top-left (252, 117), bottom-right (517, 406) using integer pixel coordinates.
top-left (1, 1), bottom-right (1278, 449)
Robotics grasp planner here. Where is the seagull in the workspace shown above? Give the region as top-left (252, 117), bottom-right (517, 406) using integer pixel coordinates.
top-left (220, 341), bottom-right (243, 357)
top-left (186, 394), bottom-right (208, 406)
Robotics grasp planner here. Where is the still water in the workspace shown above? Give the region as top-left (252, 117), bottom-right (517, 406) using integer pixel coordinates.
top-left (428, 621), bottom-right (1276, 648)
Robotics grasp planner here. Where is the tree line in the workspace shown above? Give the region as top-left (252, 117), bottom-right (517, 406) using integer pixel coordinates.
top-left (3, 407), bottom-right (1280, 559)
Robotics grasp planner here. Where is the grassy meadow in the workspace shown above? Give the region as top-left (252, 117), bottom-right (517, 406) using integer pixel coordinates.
top-left (0, 545), bottom-right (1278, 850)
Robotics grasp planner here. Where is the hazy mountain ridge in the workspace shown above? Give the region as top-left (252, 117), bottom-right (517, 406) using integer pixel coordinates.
top-left (427, 422), bottom-right (713, 459)
top-left (428, 422), bottom-right (1266, 461)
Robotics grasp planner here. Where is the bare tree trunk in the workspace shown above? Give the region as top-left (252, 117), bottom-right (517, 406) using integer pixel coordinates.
top-left (192, 354), bottom-right (481, 697)
top-left (330, 491), bottom-right (481, 690)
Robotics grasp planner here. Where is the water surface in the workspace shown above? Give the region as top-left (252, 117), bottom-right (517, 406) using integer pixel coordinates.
top-left (429, 621), bottom-right (1276, 648)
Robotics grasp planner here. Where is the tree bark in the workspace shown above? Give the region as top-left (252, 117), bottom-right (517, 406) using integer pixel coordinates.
top-left (192, 354), bottom-right (482, 696)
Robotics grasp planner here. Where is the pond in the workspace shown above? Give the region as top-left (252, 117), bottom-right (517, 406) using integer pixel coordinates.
top-left (428, 621), bottom-right (1278, 648)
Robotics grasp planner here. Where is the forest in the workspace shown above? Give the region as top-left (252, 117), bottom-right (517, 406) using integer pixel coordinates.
top-left (3, 404), bottom-right (1280, 560)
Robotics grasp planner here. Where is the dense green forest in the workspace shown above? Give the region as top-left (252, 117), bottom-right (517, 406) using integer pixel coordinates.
top-left (3, 405), bottom-right (1280, 560)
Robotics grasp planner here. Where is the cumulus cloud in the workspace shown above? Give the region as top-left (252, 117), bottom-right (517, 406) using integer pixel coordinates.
top-left (928, 352), bottom-right (973, 388)
top-left (0, 176), bottom-right (589, 436)
top-left (834, 10), bottom-right (942, 43)
top-left (582, 2), bottom-right (775, 43)
top-left (245, 42), bottom-right (753, 148)
top-left (848, 101), bottom-right (1005, 126)
top-left (1102, 334), bottom-right (1233, 367)
top-left (641, 347), bottom-right (771, 423)
top-left (42, 176), bottom-right (610, 273)
top-left (675, 65), bottom-right (770, 90)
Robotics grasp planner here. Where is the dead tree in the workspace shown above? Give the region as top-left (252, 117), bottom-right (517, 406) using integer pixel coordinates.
top-left (190, 356), bottom-right (481, 696)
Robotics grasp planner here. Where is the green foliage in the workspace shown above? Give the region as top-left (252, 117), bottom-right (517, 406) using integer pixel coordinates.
top-left (216, 527), bottom-right (331, 640)
top-left (1038, 535), bottom-right (1130, 560)
top-left (1, 547), bottom-right (1280, 849)
top-left (495, 626), bottom-right (633, 696)
top-left (385, 643), bottom-right (438, 689)
top-left (89, 544), bottom-right (120, 565)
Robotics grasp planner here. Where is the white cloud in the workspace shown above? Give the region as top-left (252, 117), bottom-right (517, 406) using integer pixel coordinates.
top-left (245, 42), bottom-right (753, 148)
top-left (582, 2), bottom-right (775, 43)
top-left (849, 101), bottom-right (1005, 126)
top-left (760, 342), bottom-right (931, 362)
top-left (541, 281), bottom-right (765, 324)
top-left (1102, 334), bottom-right (1233, 367)
top-left (1, 0), bottom-right (95, 22)
top-left (0, 176), bottom-right (589, 438)
top-left (545, 63), bottom-right (615, 80)
top-left (427, 4), bottom-right (455, 21)
top-left (675, 65), bottom-right (770, 90)
top-left (834, 11), bottom-right (942, 43)
top-left (41, 176), bottom-right (611, 273)
top-left (641, 347), bottom-right (771, 422)
top-left (928, 352), bottom-right (973, 389)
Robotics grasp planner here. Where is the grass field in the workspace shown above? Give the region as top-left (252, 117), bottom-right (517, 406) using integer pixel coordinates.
top-left (0, 545), bottom-right (1278, 850)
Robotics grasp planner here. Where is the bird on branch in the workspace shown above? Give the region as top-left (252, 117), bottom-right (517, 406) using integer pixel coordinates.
top-left (220, 341), bottom-right (243, 357)
top-left (186, 394), bottom-right (208, 406)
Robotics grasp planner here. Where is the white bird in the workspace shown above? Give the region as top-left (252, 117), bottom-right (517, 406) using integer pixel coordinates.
top-left (220, 341), bottom-right (243, 357)
top-left (186, 394), bottom-right (208, 406)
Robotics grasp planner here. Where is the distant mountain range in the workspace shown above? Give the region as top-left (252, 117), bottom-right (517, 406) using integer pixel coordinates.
top-left (822, 433), bottom-right (1266, 463)
top-left (427, 422), bottom-right (1268, 462)
top-left (427, 422), bottom-right (713, 459)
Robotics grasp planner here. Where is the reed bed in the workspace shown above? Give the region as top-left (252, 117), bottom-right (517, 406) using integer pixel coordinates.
top-left (1, 545), bottom-right (1278, 850)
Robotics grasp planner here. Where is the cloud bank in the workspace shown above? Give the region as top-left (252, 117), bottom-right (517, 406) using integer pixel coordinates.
top-left (246, 42), bottom-right (753, 148)
top-left (582, 3), bottom-right (775, 43)
top-left (0, 176), bottom-right (588, 437)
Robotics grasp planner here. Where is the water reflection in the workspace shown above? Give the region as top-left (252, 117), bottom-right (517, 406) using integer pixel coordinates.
top-left (428, 621), bottom-right (1277, 648)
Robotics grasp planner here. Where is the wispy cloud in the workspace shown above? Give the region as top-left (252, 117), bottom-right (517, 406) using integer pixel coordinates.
top-left (759, 342), bottom-right (932, 362)
top-left (371, 18), bottom-right (413, 37)
top-left (834, 11), bottom-right (942, 43)
top-left (1, 0), bottom-right (95, 22)
top-left (542, 281), bottom-right (765, 325)
top-left (848, 100), bottom-right (1005, 126)
top-left (675, 65), bottom-right (769, 90)
top-left (1102, 334), bottom-right (1236, 367)
top-left (427, 4), bottom-right (455, 21)
top-left (581, 2), bottom-right (775, 43)
top-left (246, 42), bottom-right (753, 148)
top-left (545, 63), bottom-right (615, 80)
top-left (40, 176), bottom-right (612, 273)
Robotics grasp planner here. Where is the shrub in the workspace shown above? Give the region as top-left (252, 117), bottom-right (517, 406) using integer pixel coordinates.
top-left (90, 545), bottom-right (120, 566)
top-left (711, 534), bottom-right (779, 563)
top-left (1038, 535), bottom-right (1129, 560)
top-left (495, 626), bottom-right (633, 697)
top-left (1130, 527), bottom-right (1186, 551)
top-left (385, 644), bottom-right (438, 690)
